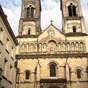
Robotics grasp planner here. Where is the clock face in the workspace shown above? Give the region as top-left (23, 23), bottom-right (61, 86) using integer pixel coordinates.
top-left (49, 31), bottom-right (55, 37)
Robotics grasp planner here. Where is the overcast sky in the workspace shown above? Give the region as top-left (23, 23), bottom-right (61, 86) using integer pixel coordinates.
top-left (0, 0), bottom-right (88, 35)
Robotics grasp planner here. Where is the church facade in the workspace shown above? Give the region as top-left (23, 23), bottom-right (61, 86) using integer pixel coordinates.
top-left (16, 0), bottom-right (88, 88)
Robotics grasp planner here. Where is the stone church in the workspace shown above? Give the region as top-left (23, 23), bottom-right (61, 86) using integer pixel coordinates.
top-left (16, 0), bottom-right (88, 88)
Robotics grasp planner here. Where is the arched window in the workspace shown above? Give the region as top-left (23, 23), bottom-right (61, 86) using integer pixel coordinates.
top-left (28, 29), bottom-right (30, 35)
top-left (73, 5), bottom-right (76, 16)
top-left (50, 63), bottom-right (56, 77)
top-left (73, 26), bottom-right (76, 32)
top-left (68, 3), bottom-right (76, 16)
top-left (68, 5), bottom-right (72, 16)
top-left (31, 7), bottom-right (34, 17)
top-left (25, 70), bottom-right (30, 80)
top-left (76, 69), bottom-right (81, 79)
top-left (86, 66), bottom-right (88, 73)
top-left (26, 7), bottom-right (30, 17)
top-left (26, 5), bottom-right (34, 17)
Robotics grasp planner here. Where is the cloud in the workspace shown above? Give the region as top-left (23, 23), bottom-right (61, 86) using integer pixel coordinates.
top-left (3, 7), bottom-right (21, 35)
top-left (81, 0), bottom-right (88, 32)
top-left (42, 0), bottom-right (60, 10)
top-left (0, 0), bottom-right (21, 9)
top-left (41, 0), bottom-right (62, 30)
top-left (0, 0), bottom-right (21, 35)
top-left (3, 8), bottom-right (13, 18)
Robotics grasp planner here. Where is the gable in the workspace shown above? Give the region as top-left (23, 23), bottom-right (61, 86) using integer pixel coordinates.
top-left (38, 24), bottom-right (65, 43)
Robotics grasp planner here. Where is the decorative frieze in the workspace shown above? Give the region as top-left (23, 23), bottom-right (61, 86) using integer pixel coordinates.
top-left (19, 40), bottom-right (85, 54)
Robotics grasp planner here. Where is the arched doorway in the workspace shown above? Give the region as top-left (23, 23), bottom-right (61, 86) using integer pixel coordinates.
top-left (48, 84), bottom-right (59, 88)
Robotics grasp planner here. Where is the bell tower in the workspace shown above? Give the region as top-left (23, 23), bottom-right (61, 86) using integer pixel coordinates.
top-left (18, 0), bottom-right (41, 36)
top-left (61, 0), bottom-right (86, 34)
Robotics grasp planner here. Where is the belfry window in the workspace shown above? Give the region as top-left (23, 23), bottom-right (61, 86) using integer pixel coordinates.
top-left (26, 5), bottom-right (34, 17)
top-left (73, 5), bottom-right (76, 16)
top-left (68, 3), bottom-right (76, 16)
top-left (50, 63), bottom-right (56, 77)
top-left (73, 26), bottom-right (76, 32)
top-left (31, 7), bottom-right (34, 17)
top-left (68, 5), bottom-right (72, 16)
top-left (76, 69), bottom-right (81, 79)
top-left (25, 70), bottom-right (30, 80)
top-left (27, 7), bottom-right (30, 17)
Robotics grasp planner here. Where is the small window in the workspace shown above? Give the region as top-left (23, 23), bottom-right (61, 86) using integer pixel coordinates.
top-left (12, 46), bottom-right (13, 49)
top-left (86, 66), bottom-right (88, 73)
top-left (2, 87), bottom-right (5, 88)
top-left (4, 59), bottom-right (8, 76)
top-left (76, 69), bottom-right (81, 79)
top-left (7, 38), bottom-right (9, 41)
top-left (10, 65), bottom-right (13, 81)
top-left (50, 63), bottom-right (56, 77)
top-left (73, 26), bottom-right (76, 32)
top-left (0, 27), bottom-right (3, 32)
top-left (28, 29), bottom-right (30, 35)
top-left (25, 70), bottom-right (30, 80)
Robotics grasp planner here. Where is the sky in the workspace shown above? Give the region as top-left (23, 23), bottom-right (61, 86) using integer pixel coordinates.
top-left (0, 0), bottom-right (88, 35)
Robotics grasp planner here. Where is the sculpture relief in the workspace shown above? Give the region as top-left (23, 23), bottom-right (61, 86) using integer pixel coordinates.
top-left (19, 41), bottom-right (85, 54)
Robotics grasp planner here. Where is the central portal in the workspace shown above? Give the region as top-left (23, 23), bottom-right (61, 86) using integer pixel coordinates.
top-left (40, 79), bottom-right (66, 88)
top-left (48, 85), bottom-right (60, 88)
top-left (49, 87), bottom-right (59, 88)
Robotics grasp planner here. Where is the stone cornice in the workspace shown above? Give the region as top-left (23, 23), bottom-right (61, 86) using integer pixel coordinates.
top-left (65, 32), bottom-right (87, 37)
top-left (20, 17), bottom-right (40, 22)
top-left (64, 16), bottom-right (83, 20)
top-left (16, 35), bottom-right (38, 38)
top-left (16, 53), bottom-right (88, 59)
top-left (40, 78), bottom-right (66, 83)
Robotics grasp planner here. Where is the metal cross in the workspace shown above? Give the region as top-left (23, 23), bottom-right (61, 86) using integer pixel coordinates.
top-left (50, 20), bottom-right (53, 24)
